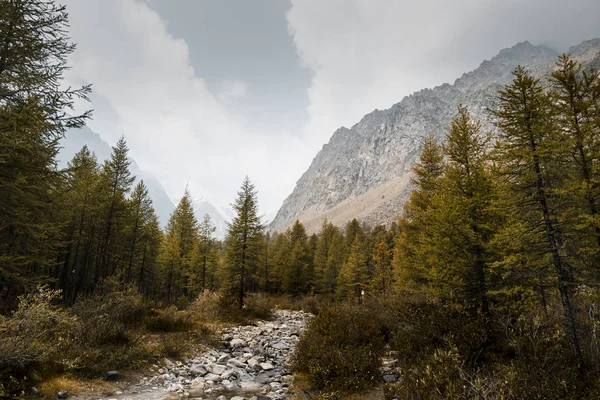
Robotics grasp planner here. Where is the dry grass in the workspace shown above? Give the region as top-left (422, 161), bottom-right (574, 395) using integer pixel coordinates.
top-left (38, 376), bottom-right (115, 399)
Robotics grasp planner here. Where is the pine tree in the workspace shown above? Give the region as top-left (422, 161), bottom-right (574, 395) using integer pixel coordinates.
top-left (224, 177), bottom-right (264, 308)
top-left (492, 66), bottom-right (583, 365)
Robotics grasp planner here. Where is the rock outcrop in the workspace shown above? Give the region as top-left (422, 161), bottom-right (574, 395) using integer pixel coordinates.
top-left (270, 39), bottom-right (600, 234)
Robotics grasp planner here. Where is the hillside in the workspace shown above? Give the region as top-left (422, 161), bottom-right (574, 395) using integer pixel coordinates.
top-left (271, 38), bottom-right (600, 233)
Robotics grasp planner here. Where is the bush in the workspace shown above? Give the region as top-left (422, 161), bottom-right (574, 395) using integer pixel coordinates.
top-left (189, 291), bottom-right (275, 324)
top-left (292, 305), bottom-right (385, 393)
top-left (243, 293), bottom-right (275, 320)
top-left (146, 306), bottom-right (194, 332)
top-left (0, 287), bottom-right (78, 397)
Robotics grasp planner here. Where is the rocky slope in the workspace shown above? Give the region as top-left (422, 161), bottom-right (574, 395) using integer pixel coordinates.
top-left (271, 38), bottom-right (600, 234)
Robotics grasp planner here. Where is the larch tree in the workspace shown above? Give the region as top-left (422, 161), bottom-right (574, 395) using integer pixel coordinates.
top-left (394, 132), bottom-right (445, 293)
top-left (224, 177), bottom-right (264, 308)
top-left (492, 66), bottom-right (583, 366)
top-left (336, 238), bottom-right (368, 304)
top-left (0, 0), bottom-right (90, 309)
top-left (283, 220), bottom-right (310, 296)
top-left (97, 137), bottom-right (134, 280)
top-left (190, 214), bottom-right (218, 295)
top-left (431, 105), bottom-right (498, 315)
top-left (548, 55), bottom-right (600, 281)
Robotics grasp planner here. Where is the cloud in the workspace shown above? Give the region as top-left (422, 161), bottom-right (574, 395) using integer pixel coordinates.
top-left (218, 80), bottom-right (249, 103)
top-left (286, 0), bottom-right (600, 148)
top-left (63, 0), bottom-right (310, 220)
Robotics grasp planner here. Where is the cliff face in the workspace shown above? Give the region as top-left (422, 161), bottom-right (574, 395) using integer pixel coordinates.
top-left (271, 39), bottom-right (600, 233)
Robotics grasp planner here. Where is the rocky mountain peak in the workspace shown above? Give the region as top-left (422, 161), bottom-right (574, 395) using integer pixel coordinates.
top-left (270, 38), bottom-right (600, 234)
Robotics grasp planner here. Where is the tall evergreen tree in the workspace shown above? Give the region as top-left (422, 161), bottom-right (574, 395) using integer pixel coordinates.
top-left (97, 136), bottom-right (134, 279)
top-left (224, 177), bottom-right (264, 308)
top-left (190, 214), bottom-right (218, 295)
top-left (492, 66), bottom-right (583, 365)
top-left (395, 132), bottom-right (445, 292)
top-left (337, 238), bottom-right (368, 304)
top-left (283, 220), bottom-right (310, 296)
top-left (549, 55), bottom-right (600, 280)
top-left (0, 0), bottom-right (90, 309)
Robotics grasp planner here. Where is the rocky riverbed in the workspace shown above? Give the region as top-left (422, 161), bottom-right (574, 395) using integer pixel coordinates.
top-left (83, 310), bottom-right (310, 400)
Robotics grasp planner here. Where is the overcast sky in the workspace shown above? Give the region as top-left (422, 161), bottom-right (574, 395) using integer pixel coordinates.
top-left (62, 0), bottom-right (600, 220)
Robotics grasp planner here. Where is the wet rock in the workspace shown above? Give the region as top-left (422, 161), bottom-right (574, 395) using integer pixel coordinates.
top-left (104, 370), bottom-right (120, 381)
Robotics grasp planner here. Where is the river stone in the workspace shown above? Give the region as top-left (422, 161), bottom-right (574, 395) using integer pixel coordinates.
top-left (230, 338), bottom-right (246, 348)
top-left (209, 364), bottom-right (227, 375)
top-left (221, 369), bottom-right (236, 379)
top-left (240, 380), bottom-right (262, 390)
top-left (227, 358), bottom-right (246, 368)
top-left (57, 390), bottom-right (68, 399)
top-left (190, 364), bottom-right (208, 376)
top-left (259, 362), bottom-right (274, 371)
top-left (205, 373), bottom-right (222, 382)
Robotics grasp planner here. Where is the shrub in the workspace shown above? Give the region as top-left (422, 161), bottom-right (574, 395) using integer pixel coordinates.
top-left (71, 278), bottom-right (149, 346)
top-left (292, 305), bottom-right (385, 393)
top-left (0, 287), bottom-right (78, 397)
top-left (159, 332), bottom-right (189, 358)
top-left (189, 291), bottom-right (275, 324)
top-left (146, 306), bottom-right (194, 332)
top-left (243, 293), bottom-right (275, 320)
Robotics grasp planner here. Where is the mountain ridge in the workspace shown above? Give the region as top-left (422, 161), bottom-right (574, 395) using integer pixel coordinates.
top-left (270, 38), bottom-right (600, 234)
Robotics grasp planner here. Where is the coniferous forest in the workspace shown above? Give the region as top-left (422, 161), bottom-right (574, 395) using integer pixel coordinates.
top-left (3, 1), bottom-right (600, 399)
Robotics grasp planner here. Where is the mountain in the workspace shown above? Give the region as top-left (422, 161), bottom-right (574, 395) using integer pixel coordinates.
top-left (271, 38), bottom-right (600, 234)
top-left (192, 197), bottom-right (229, 239)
